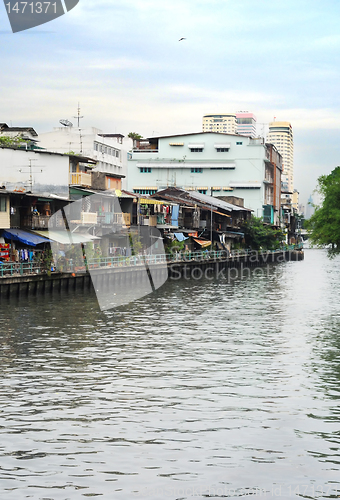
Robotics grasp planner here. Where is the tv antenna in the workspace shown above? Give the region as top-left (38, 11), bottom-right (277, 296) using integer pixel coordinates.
top-left (18, 159), bottom-right (43, 193)
top-left (60, 119), bottom-right (73, 127)
top-left (73, 102), bottom-right (84, 128)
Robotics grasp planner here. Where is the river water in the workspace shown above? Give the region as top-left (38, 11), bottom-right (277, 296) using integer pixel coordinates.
top-left (1, 248), bottom-right (340, 500)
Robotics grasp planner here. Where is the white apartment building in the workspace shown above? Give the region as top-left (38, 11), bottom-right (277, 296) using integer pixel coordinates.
top-left (127, 132), bottom-right (282, 225)
top-left (202, 114), bottom-right (237, 134)
top-left (267, 121), bottom-right (294, 193)
top-left (38, 126), bottom-right (131, 188)
top-left (235, 112), bottom-right (257, 138)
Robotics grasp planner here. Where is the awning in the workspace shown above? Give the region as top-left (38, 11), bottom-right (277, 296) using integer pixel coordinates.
top-left (193, 237), bottom-right (211, 248)
top-left (174, 232), bottom-right (189, 242)
top-left (2, 229), bottom-right (50, 247)
top-left (139, 198), bottom-right (171, 205)
top-left (229, 182), bottom-right (261, 188)
top-left (33, 230), bottom-right (99, 245)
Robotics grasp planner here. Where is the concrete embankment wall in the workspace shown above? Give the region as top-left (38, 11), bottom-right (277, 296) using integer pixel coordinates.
top-left (0, 250), bottom-right (304, 300)
top-left (0, 272), bottom-right (93, 299)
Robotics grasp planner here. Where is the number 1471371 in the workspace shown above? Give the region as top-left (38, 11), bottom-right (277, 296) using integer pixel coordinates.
top-left (5, 2), bottom-right (57, 14)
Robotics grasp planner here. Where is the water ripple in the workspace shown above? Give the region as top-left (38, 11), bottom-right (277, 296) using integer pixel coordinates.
top-left (0, 250), bottom-right (340, 498)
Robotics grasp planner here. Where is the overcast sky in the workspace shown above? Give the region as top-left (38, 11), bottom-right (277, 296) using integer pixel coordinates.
top-left (2, 0), bottom-right (340, 209)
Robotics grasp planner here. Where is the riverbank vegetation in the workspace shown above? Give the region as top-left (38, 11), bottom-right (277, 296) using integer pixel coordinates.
top-left (241, 217), bottom-right (285, 251)
top-left (305, 166), bottom-right (340, 258)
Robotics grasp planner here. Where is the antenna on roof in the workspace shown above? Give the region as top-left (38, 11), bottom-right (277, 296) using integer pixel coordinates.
top-left (59, 119), bottom-right (73, 127)
top-left (73, 102), bottom-right (84, 128)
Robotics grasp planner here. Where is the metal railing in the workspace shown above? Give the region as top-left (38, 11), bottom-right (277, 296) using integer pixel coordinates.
top-left (0, 245), bottom-right (304, 277)
top-left (0, 261), bottom-right (44, 277)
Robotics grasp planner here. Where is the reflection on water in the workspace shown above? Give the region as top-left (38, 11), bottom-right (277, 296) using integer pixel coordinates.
top-left (0, 249), bottom-right (340, 499)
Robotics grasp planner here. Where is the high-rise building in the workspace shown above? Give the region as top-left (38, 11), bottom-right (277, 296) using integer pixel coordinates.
top-left (202, 114), bottom-right (237, 134)
top-left (305, 194), bottom-right (315, 219)
top-left (235, 112), bottom-right (257, 138)
top-left (267, 121), bottom-right (294, 192)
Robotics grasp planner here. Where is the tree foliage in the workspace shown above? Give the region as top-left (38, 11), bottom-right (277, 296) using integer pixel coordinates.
top-left (241, 216), bottom-right (284, 251)
top-left (128, 132), bottom-right (143, 141)
top-left (0, 135), bottom-right (25, 148)
top-left (305, 166), bottom-right (340, 257)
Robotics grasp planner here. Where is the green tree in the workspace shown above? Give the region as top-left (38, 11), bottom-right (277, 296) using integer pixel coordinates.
top-left (128, 132), bottom-right (143, 141)
top-left (241, 216), bottom-right (284, 251)
top-left (128, 132), bottom-right (143, 149)
top-left (129, 232), bottom-right (143, 255)
top-left (0, 135), bottom-right (25, 148)
top-left (305, 166), bottom-right (340, 257)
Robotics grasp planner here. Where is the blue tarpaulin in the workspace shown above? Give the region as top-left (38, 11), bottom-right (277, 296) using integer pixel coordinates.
top-left (174, 232), bottom-right (188, 242)
top-left (171, 205), bottom-right (179, 226)
top-left (3, 229), bottom-right (51, 247)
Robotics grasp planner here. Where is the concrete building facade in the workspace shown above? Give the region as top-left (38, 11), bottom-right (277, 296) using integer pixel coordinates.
top-left (0, 146), bottom-right (69, 197)
top-left (127, 132), bottom-right (282, 225)
top-left (38, 126), bottom-right (131, 188)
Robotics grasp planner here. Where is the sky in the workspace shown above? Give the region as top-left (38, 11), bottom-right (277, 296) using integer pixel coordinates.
top-left (1, 0), bottom-right (340, 210)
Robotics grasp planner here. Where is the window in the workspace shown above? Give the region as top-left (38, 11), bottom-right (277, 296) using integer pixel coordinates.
top-left (94, 142), bottom-right (98, 151)
top-left (133, 189), bottom-right (156, 195)
top-left (216, 148), bottom-right (229, 152)
top-left (0, 196), bottom-right (6, 212)
top-left (140, 167), bottom-right (152, 173)
top-left (191, 168), bottom-right (202, 173)
top-left (198, 189), bottom-right (207, 194)
top-left (236, 141), bottom-right (243, 145)
top-left (190, 148), bottom-right (203, 152)
top-left (115, 150), bottom-right (119, 158)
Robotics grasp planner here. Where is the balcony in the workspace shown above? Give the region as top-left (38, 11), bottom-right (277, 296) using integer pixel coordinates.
top-left (97, 212), bottom-right (131, 226)
top-left (23, 215), bottom-right (51, 229)
top-left (70, 172), bottom-right (92, 187)
top-left (81, 212), bottom-right (97, 224)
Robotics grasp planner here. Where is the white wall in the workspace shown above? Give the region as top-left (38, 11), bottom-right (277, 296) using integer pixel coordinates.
top-left (39, 127), bottom-right (132, 188)
top-left (0, 148), bottom-right (69, 196)
top-left (128, 133), bottom-right (267, 214)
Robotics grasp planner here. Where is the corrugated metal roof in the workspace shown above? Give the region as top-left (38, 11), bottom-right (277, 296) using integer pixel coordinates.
top-left (174, 188), bottom-right (249, 212)
top-left (151, 187), bottom-right (251, 213)
top-left (146, 131), bottom-right (247, 140)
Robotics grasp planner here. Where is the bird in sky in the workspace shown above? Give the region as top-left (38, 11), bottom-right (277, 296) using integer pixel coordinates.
top-left (179, 37), bottom-right (186, 41)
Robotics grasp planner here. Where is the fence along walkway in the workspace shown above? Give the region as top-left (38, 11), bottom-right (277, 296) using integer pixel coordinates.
top-left (0, 245), bottom-right (303, 278)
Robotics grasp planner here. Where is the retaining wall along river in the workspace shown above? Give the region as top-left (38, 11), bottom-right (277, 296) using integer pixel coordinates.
top-left (0, 248), bottom-right (304, 300)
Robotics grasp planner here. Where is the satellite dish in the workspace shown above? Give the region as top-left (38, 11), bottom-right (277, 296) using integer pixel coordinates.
top-left (59, 119), bottom-right (73, 127)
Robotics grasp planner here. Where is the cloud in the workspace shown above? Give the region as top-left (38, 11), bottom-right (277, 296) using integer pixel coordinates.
top-left (312, 34), bottom-right (340, 49)
top-left (270, 109), bottom-right (340, 130)
top-left (88, 58), bottom-right (154, 71)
